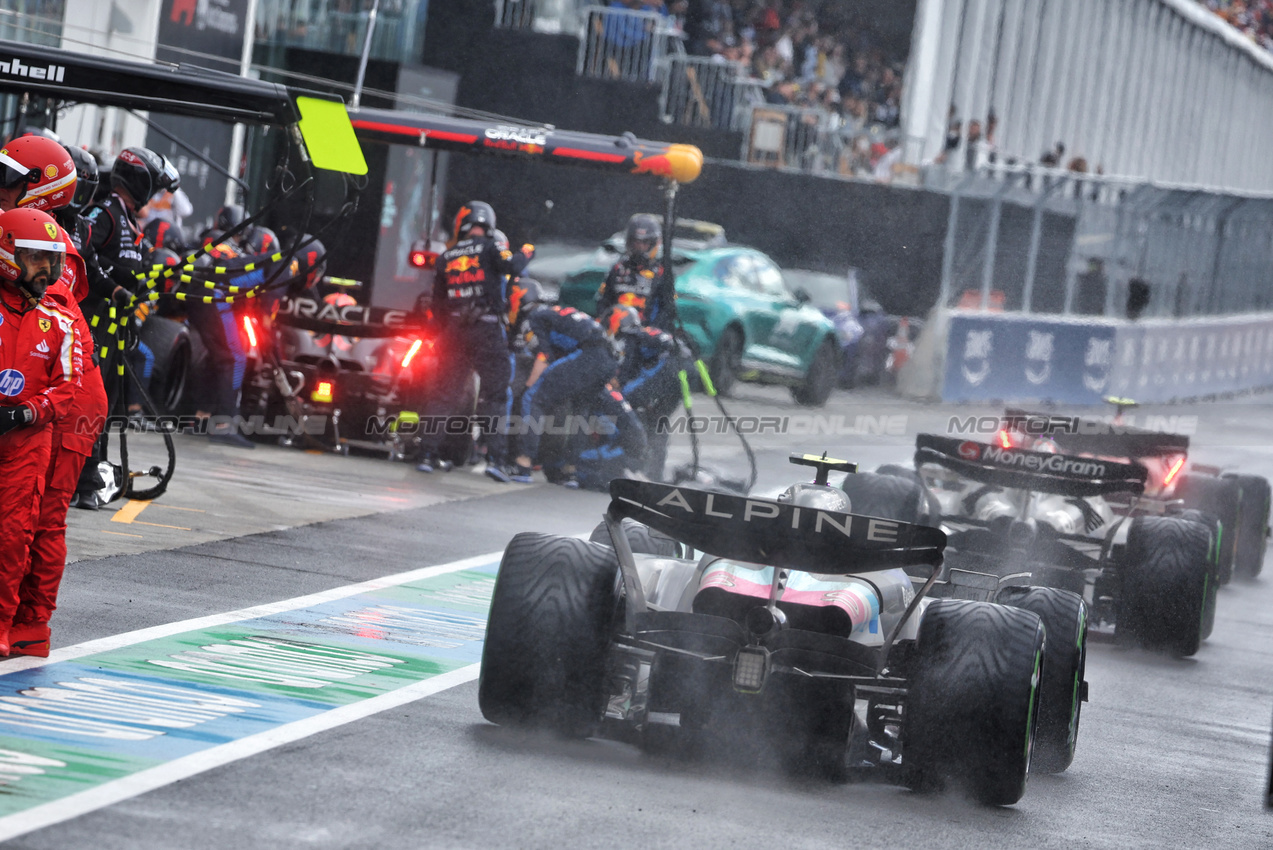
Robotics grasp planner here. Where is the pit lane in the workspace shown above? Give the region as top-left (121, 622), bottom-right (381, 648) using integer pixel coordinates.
top-left (5, 386), bottom-right (1273, 848)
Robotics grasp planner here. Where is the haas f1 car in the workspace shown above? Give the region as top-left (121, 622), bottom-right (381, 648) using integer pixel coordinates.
top-left (480, 455), bottom-right (1060, 806)
top-left (1021, 407), bottom-right (1272, 584)
top-left (879, 432), bottom-right (1219, 665)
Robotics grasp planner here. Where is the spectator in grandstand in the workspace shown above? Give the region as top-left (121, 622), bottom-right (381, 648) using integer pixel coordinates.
top-left (963, 119), bottom-right (983, 170)
top-left (1040, 141), bottom-right (1066, 168)
top-left (873, 131), bottom-right (903, 183)
top-left (1202, 0), bottom-right (1273, 51)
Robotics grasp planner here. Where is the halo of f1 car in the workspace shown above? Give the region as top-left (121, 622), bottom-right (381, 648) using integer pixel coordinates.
top-left (480, 454), bottom-right (1063, 806)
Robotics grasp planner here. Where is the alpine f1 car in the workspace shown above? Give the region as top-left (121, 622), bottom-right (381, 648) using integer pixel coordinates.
top-left (480, 454), bottom-right (1050, 806)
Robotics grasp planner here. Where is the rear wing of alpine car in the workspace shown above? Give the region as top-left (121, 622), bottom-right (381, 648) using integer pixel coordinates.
top-left (0, 38), bottom-right (366, 175)
top-left (607, 479), bottom-right (945, 574)
top-left (1002, 407), bottom-right (1190, 459)
top-left (915, 433), bottom-right (1148, 498)
top-left (348, 107), bottom-right (703, 183)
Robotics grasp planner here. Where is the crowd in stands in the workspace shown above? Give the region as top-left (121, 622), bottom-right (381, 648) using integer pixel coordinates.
top-left (670, 1), bottom-right (908, 180)
top-left (1199, 0), bottom-right (1273, 51)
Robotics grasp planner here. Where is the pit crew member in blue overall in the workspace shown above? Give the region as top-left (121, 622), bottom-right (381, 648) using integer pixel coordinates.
top-left (512, 303), bottom-right (646, 489)
top-left (595, 213), bottom-right (676, 330)
top-left (604, 305), bottom-right (686, 481)
top-left (416, 201), bottom-right (532, 481)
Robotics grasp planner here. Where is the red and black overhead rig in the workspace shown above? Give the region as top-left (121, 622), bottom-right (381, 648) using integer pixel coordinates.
top-left (348, 108), bottom-right (703, 185)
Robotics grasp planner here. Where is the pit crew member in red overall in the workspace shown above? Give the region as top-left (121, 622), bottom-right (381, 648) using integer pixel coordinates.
top-left (0, 138), bottom-right (107, 655)
top-left (0, 206), bottom-right (83, 656)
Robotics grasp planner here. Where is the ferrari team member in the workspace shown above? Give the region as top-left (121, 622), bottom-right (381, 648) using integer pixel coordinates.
top-left (595, 213), bottom-right (676, 330)
top-left (415, 201), bottom-right (532, 480)
top-left (5, 136), bottom-right (112, 508)
top-left (605, 305), bottom-right (686, 481)
top-left (0, 207), bottom-right (83, 656)
top-left (512, 302), bottom-right (646, 489)
top-left (0, 140), bottom-right (107, 653)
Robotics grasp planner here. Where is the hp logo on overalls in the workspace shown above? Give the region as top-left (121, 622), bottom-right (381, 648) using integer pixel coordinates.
top-left (0, 369), bottom-right (25, 397)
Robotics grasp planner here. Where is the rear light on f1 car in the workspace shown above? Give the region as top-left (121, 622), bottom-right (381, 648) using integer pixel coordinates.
top-left (733, 646), bottom-right (770, 694)
top-left (401, 338), bottom-right (424, 369)
top-left (1163, 454), bottom-right (1186, 487)
top-left (242, 315), bottom-right (259, 350)
top-left (312, 380), bottom-right (334, 403)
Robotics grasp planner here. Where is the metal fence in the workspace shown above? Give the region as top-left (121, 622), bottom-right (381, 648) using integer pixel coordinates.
top-left (931, 163), bottom-right (1273, 319)
top-left (494, 0), bottom-right (587, 34)
top-left (657, 56), bottom-right (756, 130)
top-left (254, 0), bottom-right (426, 64)
top-left (576, 5), bottom-right (683, 83)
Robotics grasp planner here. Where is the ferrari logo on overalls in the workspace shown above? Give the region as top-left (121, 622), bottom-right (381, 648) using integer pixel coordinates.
top-left (38, 318), bottom-right (51, 332)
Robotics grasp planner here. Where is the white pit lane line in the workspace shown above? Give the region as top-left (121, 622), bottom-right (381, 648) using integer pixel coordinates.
top-left (0, 550), bottom-right (502, 842)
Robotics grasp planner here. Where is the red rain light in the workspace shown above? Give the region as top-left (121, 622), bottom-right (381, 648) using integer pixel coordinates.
top-left (312, 380), bottom-right (334, 403)
top-left (1163, 455), bottom-right (1186, 486)
top-left (998, 430), bottom-right (1013, 449)
top-left (409, 250), bottom-right (437, 269)
top-left (242, 315), bottom-right (258, 349)
top-left (401, 338), bottom-right (424, 369)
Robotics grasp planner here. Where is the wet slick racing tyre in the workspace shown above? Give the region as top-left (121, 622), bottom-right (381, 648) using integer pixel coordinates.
top-left (904, 600), bottom-right (1045, 806)
top-left (1176, 509), bottom-right (1221, 640)
top-left (479, 533), bottom-right (620, 737)
top-left (1176, 473), bottom-right (1240, 584)
top-left (996, 586), bottom-right (1087, 774)
top-left (1224, 472), bottom-right (1271, 579)
top-left (1115, 516), bottom-right (1213, 657)
top-left (589, 518), bottom-right (683, 558)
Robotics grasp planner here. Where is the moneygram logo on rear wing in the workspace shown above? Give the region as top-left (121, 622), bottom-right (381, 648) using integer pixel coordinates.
top-left (607, 479), bottom-right (945, 575)
top-left (915, 433), bottom-right (1148, 498)
top-left (1000, 407), bottom-right (1191, 461)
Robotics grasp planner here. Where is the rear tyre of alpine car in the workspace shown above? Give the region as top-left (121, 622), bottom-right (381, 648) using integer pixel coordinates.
top-left (479, 533), bottom-right (620, 737)
top-left (1175, 473), bottom-right (1240, 584)
top-left (1224, 472), bottom-right (1271, 579)
top-left (904, 600), bottom-right (1045, 806)
top-left (1115, 516), bottom-right (1213, 657)
top-left (589, 517), bottom-right (683, 557)
top-left (996, 586), bottom-right (1087, 774)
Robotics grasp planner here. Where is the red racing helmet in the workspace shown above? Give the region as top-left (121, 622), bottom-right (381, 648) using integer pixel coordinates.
top-left (3, 135), bottom-right (76, 212)
top-left (0, 207), bottom-right (68, 300)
